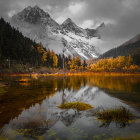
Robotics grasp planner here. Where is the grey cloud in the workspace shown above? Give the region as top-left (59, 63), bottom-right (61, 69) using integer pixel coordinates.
top-left (79, 0), bottom-right (140, 52)
top-left (0, 0), bottom-right (71, 18)
top-left (75, 0), bottom-right (140, 38)
top-left (0, 0), bottom-right (140, 53)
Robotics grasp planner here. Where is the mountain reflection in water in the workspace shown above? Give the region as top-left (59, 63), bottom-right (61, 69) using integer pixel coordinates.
top-left (0, 75), bottom-right (140, 140)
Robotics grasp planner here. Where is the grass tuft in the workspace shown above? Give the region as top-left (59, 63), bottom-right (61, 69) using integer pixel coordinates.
top-left (96, 107), bottom-right (134, 127)
top-left (57, 102), bottom-right (93, 111)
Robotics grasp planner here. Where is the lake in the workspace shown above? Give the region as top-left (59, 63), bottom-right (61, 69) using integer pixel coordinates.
top-left (0, 74), bottom-right (140, 140)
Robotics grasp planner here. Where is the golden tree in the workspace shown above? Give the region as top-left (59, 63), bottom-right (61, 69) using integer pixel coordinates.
top-left (53, 54), bottom-right (58, 67)
top-left (42, 51), bottom-right (47, 63)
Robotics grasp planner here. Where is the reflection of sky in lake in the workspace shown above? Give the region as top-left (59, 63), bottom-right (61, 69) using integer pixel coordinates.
top-left (1, 85), bottom-right (140, 140)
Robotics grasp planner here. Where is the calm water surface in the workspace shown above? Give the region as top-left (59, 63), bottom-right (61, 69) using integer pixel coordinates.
top-left (0, 75), bottom-right (140, 140)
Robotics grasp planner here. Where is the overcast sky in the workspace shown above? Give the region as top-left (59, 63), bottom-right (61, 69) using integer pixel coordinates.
top-left (0, 0), bottom-right (140, 52)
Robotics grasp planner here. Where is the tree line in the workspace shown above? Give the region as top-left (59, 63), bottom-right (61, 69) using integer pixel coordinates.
top-left (88, 55), bottom-right (140, 72)
top-left (0, 17), bottom-right (139, 73)
top-left (0, 17), bottom-right (88, 73)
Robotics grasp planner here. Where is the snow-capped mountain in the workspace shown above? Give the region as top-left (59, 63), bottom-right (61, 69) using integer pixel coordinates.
top-left (11, 5), bottom-right (103, 59)
top-left (12, 5), bottom-right (60, 30)
top-left (61, 18), bottom-right (87, 38)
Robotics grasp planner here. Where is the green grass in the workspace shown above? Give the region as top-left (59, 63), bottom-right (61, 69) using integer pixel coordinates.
top-left (96, 107), bottom-right (134, 127)
top-left (57, 102), bottom-right (93, 111)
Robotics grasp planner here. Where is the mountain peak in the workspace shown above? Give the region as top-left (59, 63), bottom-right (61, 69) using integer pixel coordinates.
top-left (96, 22), bottom-right (105, 30)
top-left (62, 18), bottom-right (75, 26)
top-left (33, 5), bottom-right (40, 9)
top-left (25, 6), bottom-right (32, 10)
top-left (65, 18), bottom-right (73, 23)
top-left (14, 5), bottom-right (50, 24)
top-left (24, 5), bottom-right (43, 12)
top-left (11, 6), bottom-right (101, 60)
top-left (26, 5), bottom-right (49, 15)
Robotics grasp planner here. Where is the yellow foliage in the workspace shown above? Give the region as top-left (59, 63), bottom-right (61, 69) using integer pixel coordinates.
top-left (53, 54), bottom-right (58, 67)
top-left (90, 55), bottom-right (139, 72)
top-left (19, 78), bottom-right (29, 82)
top-left (31, 74), bottom-right (38, 79)
top-left (42, 51), bottom-right (47, 63)
top-left (129, 65), bottom-right (140, 71)
top-left (19, 82), bottom-right (30, 86)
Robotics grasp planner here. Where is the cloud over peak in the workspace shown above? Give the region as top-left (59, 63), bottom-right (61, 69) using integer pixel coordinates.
top-left (0, 0), bottom-right (140, 53)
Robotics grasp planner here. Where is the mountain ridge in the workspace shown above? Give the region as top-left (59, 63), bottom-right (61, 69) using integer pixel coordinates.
top-left (11, 5), bottom-right (103, 59)
top-left (61, 18), bottom-right (87, 38)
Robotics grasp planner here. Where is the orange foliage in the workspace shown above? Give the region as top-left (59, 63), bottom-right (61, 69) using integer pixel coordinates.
top-left (19, 78), bottom-right (29, 82)
top-left (90, 55), bottom-right (140, 72)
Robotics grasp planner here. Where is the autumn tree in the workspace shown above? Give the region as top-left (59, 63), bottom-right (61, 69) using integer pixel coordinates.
top-left (53, 54), bottom-right (58, 67)
top-left (75, 56), bottom-right (81, 67)
top-left (69, 56), bottom-right (82, 71)
top-left (42, 51), bottom-right (47, 63)
top-left (90, 55), bottom-right (139, 72)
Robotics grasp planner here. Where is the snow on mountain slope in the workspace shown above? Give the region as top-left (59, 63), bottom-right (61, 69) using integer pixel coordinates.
top-left (61, 18), bottom-right (87, 38)
top-left (11, 5), bottom-right (102, 59)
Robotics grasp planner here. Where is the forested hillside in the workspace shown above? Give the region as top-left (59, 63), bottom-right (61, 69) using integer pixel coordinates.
top-left (0, 18), bottom-right (41, 65)
top-left (0, 18), bottom-right (64, 72)
top-left (100, 34), bottom-right (140, 65)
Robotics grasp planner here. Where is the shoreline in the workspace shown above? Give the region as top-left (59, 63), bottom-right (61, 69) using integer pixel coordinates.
top-left (1, 71), bottom-right (140, 77)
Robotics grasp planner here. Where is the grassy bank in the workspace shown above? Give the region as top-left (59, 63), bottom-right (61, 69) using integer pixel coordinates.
top-left (1, 71), bottom-right (140, 78)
